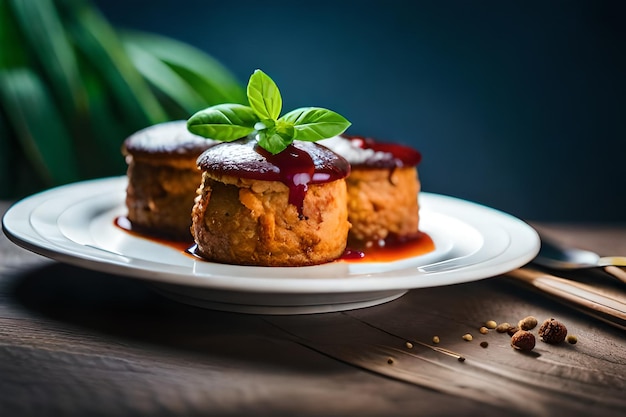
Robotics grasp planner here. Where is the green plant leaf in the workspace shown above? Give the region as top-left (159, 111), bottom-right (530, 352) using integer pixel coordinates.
top-left (275, 119), bottom-right (296, 138)
top-left (187, 103), bottom-right (258, 141)
top-left (120, 30), bottom-right (246, 106)
top-left (0, 104), bottom-right (47, 198)
top-left (59, 0), bottom-right (166, 126)
top-left (256, 128), bottom-right (292, 155)
top-left (188, 70), bottom-right (351, 154)
top-left (72, 53), bottom-right (130, 178)
top-left (1, 0), bottom-right (252, 198)
top-left (124, 42), bottom-right (206, 115)
top-left (0, 68), bottom-right (80, 185)
top-left (247, 69), bottom-right (282, 120)
top-left (280, 107), bottom-right (351, 142)
top-left (8, 0), bottom-right (87, 114)
top-left (0, 0), bottom-right (29, 69)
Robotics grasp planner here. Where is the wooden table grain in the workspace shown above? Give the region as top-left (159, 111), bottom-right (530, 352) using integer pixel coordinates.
top-left (1, 200), bottom-right (625, 417)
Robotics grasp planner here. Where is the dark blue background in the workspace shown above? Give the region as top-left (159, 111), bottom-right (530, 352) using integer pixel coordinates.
top-left (95, 0), bottom-right (625, 222)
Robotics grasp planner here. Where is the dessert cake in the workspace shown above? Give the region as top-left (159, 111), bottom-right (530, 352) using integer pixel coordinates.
top-left (321, 135), bottom-right (422, 247)
top-left (122, 120), bottom-right (218, 240)
top-left (191, 137), bottom-right (351, 266)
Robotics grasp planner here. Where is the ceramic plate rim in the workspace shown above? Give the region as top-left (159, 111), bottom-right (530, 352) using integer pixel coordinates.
top-left (2, 177), bottom-right (539, 295)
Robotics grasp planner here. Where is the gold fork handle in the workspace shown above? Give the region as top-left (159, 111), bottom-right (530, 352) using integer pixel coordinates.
top-left (597, 256), bottom-right (626, 267)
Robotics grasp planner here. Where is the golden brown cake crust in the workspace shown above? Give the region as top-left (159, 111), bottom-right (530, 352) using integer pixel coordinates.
top-left (346, 167), bottom-right (420, 244)
top-left (125, 161), bottom-right (202, 240)
top-left (191, 172), bottom-right (350, 266)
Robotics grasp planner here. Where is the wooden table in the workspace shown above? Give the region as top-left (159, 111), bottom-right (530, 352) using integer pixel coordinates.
top-left (1, 200), bottom-right (625, 416)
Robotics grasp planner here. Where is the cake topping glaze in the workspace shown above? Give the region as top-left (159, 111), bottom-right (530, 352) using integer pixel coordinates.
top-left (197, 136), bottom-right (350, 181)
top-left (197, 136), bottom-right (350, 215)
top-left (321, 135), bottom-right (422, 169)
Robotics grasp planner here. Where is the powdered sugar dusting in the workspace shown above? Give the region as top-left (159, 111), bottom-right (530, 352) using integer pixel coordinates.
top-left (124, 120), bottom-right (218, 155)
top-left (320, 136), bottom-right (395, 166)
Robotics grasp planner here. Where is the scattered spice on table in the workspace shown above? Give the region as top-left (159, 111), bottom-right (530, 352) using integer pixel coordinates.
top-left (539, 318), bottom-right (568, 344)
top-left (496, 322), bottom-right (512, 333)
top-left (518, 316), bottom-right (538, 330)
top-left (511, 330), bottom-right (536, 351)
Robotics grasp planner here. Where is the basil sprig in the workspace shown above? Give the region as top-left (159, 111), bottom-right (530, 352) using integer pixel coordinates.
top-left (187, 69), bottom-right (351, 154)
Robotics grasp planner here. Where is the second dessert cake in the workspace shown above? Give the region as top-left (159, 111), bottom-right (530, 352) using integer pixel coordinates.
top-left (321, 135), bottom-right (422, 247)
top-left (122, 120), bottom-right (218, 240)
top-left (191, 137), bottom-right (351, 266)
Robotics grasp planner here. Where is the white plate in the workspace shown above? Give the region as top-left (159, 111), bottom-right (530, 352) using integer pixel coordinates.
top-left (2, 177), bottom-right (539, 314)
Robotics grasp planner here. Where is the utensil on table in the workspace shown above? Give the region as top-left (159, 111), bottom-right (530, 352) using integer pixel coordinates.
top-left (533, 237), bottom-right (626, 284)
top-left (507, 267), bottom-right (626, 331)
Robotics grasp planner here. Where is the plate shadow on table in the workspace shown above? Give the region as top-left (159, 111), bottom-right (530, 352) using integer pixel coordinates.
top-left (9, 260), bottom-right (625, 358)
top-left (6, 262), bottom-right (350, 374)
top-left (5, 262), bottom-right (626, 416)
top-left (10, 260), bottom-right (626, 338)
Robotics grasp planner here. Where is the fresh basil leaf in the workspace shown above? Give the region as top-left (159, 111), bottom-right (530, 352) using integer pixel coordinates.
top-left (280, 107), bottom-right (351, 142)
top-left (256, 129), bottom-right (292, 154)
top-left (254, 118), bottom-right (275, 131)
top-left (188, 103), bottom-right (258, 141)
top-left (247, 69), bottom-right (282, 120)
top-left (275, 119), bottom-right (295, 139)
top-left (186, 69), bottom-right (350, 155)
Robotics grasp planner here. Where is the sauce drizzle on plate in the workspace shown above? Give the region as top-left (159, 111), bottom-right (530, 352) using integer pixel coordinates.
top-left (115, 216), bottom-right (434, 264)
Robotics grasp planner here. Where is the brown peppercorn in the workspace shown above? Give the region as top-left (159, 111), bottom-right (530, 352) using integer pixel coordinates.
top-left (507, 326), bottom-right (520, 336)
top-left (518, 316), bottom-right (538, 331)
top-left (511, 330), bottom-right (536, 351)
top-left (538, 318), bottom-right (568, 344)
top-left (480, 341), bottom-right (489, 348)
top-left (566, 335), bottom-right (578, 345)
top-left (496, 322), bottom-right (512, 333)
